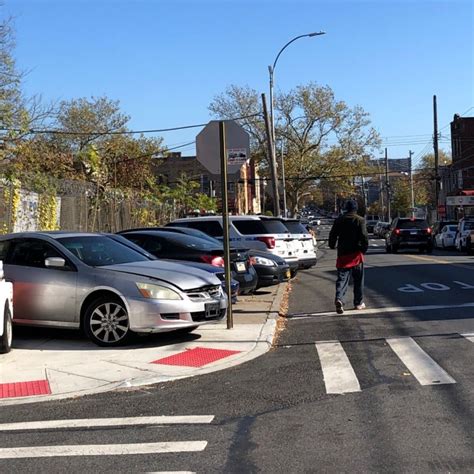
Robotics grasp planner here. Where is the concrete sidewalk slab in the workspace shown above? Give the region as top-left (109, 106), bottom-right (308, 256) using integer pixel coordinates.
top-left (0, 283), bottom-right (286, 405)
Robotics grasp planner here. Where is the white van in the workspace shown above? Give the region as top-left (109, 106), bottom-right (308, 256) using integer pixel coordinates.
top-left (0, 261), bottom-right (13, 354)
top-left (168, 216), bottom-right (299, 266)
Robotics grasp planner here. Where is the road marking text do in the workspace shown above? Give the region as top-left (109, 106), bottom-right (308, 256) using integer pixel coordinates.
top-left (398, 281), bottom-right (474, 293)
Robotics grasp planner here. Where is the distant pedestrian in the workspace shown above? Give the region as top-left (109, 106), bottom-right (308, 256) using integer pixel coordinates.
top-left (328, 200), bottom-right (369, 314)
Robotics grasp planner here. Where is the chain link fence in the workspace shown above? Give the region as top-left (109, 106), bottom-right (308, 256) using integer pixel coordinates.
top-left (0, 177), bottom-right (179, 234)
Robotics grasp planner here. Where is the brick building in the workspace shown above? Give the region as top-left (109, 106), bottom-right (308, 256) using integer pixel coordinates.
top-left (440, 114), bottom-right (474, 218)
top-left (152, 153), bottom-right (261, 215)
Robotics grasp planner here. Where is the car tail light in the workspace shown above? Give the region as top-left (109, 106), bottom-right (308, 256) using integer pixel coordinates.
top-left (426, 228), bottom-right (432, 234)
top-left (257, 236), bottom-right (276, 249)
top-left (249, 256), bottom-right (257, 265)
top-left (394, 229), bottom-right (401, 235)
top-left (200, 255), bottom-right (225, 267)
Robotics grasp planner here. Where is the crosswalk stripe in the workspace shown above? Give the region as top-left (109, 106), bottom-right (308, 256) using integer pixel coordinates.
top-left (0, 441), bottom-right (208, 459)
top-left (386, 337), bottom-right (456, 385)
top-left (315, 341), bottom-right (361, 394)
top-left (0, 416), bottom-right (214, 431)
top-left (462, 333), bottom-right (474, 343)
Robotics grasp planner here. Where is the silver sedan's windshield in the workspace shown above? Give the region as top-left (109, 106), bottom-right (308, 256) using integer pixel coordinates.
top-left (57, 236), bottom-right (150, 267)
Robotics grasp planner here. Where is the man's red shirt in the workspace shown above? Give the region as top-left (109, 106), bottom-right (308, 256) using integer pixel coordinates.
top-left (336, 251), bottom-right (364, 269)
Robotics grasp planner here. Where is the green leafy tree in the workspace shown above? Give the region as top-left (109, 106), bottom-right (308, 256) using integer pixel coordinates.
top-left (414, 150), bottom-right (451, 208)
top-left (277, 84), bottom-right (380, 214)
top-left (209, 83), bottom-right (380, 215)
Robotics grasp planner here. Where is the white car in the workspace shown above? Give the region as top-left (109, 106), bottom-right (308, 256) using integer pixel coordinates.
top-left (435, 225), bottom-right (458, 249)
top-left (0, 261), bottom-right (13, 354)
top-left (280, 219), bottom-right (317, 269)
top-left (455, 218), bottom-right (474, 251)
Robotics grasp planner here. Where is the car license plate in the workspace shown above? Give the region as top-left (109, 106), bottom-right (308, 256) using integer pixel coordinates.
top-left (236, 262), bottom-right (246, 272)
top-left (205, 302), bottom-right (220, 318)
top-left (410, 231), bottom-right (417, 235)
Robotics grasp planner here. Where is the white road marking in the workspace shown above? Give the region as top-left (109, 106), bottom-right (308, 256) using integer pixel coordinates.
top-left (386, 337), bottom-right (456, 385)
top-left (315, 341), bottom-right (361, 394)
top-left (292, 301), bottom-right (474, 319)
top-left (462, 333), bottom-right (474, 343)
top-left (0, 415), bottom-right (214, 431)
top-left (0, 441), bottom-right (208, 459)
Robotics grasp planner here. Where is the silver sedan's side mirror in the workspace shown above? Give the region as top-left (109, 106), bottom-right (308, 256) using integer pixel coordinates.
top-left (45, 257), bottom-right (66, 269)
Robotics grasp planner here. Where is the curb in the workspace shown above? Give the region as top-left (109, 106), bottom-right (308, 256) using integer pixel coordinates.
top-left (0, 282), bottom-right (289, 406)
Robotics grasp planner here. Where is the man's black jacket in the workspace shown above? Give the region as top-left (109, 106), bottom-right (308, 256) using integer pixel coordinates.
top-left (328, 212), bottom-right (369, 256)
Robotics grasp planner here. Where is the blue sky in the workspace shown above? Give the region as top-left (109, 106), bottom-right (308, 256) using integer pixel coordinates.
top-left (5, 0), bottom-right (473, 170)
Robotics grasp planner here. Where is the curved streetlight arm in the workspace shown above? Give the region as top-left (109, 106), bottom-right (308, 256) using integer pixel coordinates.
top-left (270, 31), bottom-right (326, 74)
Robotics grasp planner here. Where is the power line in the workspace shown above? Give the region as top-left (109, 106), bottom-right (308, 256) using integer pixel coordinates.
top-left (0, 112), bottom-right (262, 137)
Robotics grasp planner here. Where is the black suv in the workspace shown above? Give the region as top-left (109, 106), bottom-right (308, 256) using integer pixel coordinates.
top-left (386, 218), bottom-right (433, 254)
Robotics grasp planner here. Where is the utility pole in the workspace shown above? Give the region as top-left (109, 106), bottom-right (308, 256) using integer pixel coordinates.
top-left (262, 93), bottom-right (280, 216)
top-left (409, 150), bottom-right (415, 218)
top-left (219, 121), bottom-right (233, 329)
top-left (361, 176), bottom-right (367, 211)
top-left (385, 147), bottom-right (391, 222)
top-left (433, 95), bottom-right (440, 221)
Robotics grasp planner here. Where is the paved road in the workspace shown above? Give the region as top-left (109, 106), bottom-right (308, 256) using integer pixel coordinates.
top-left (1, 242), bottom-right (473, 472)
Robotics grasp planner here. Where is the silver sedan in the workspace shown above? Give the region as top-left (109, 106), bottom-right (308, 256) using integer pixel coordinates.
top-left (0, 232), bottom-right (227, 346)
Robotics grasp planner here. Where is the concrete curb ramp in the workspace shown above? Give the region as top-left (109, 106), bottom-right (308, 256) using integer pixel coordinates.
top-left (0, 283), bottom-right (286, 405)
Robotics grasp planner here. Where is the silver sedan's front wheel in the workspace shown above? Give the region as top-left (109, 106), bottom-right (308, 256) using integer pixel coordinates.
top-left (84, 297), bottom-right (131, 347)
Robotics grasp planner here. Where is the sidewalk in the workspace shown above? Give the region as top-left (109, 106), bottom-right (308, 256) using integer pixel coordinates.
top-left (0, 283), bottom-right (288, 405)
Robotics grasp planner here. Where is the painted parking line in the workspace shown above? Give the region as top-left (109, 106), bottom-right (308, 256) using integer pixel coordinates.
top-left (386, 337), bottom-right (456, 385)
top-left (462, 333), bottom-right (474, 343)
top-left (0, 441), bottom-right (208, 459)
top-left (0, 415), bottom-right (214, 431)
top-left (315, 341), bottom-right (361, 394)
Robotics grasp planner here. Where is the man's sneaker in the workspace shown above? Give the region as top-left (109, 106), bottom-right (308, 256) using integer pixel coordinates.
top-left (355, 302), bottom-right (366, 310)
top-left (335, 300), bottom-right (344, 314)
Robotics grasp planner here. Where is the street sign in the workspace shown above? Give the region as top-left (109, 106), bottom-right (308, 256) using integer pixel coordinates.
top-left (197, 120), bottom-right (250, 175)
top-left (226, 148), bottom-right (247, 166)
top-left (446, 196), bottom-right (474, 206)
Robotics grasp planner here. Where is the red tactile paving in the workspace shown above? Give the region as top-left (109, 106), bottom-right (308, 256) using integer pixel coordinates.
top-left (0, 380), bottom-right (51, 399)
top-left (151, 347), bottom-right (241, 368)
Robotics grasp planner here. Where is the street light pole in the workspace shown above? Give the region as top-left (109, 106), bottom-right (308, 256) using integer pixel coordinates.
top-left (268, 31), bottom-right (325, 217)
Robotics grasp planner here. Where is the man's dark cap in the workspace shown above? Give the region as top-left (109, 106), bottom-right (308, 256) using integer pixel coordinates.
top-left (345, 199), bottom-right (358, 212)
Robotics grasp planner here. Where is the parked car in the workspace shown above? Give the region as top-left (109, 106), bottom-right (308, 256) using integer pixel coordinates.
top-left (385, 218), bottom-right (433, 254)
top-left (168, 215), bottom-right (300, 269)
top-left (455, 217), bottom-right (474, 252)
top-left (249, 249), bottom-right (291, 288)
top-left (434, 225), bottom-right (458, 249)
top-left (366, 219), bottom-right (379, 234)
top-left (373, 221), bottom-right (390, 238)
top-left (0, 261), bottom-right (13, 354)
top-left (118, 230), bottom-right (258, 295)
top-left (155, 225), bottom-right (296, 287)
top-left (0, 232), bottom-right (227, 347)
top-left (109, 233), bottom-right (240, 302)
top-left (431, 220), bottom-right (458, 239)
top-left (169, 260), bottom-right (239, 303)
top-left (466, 231), bottom-right (474, 255)
top-left (279, 219), bottom-right (317, 269)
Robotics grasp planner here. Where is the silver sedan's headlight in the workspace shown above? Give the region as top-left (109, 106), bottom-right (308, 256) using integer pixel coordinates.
top-left (250, 256), bottom-right (277, 267)
top-left (136, 282), bottom-right (182, 300)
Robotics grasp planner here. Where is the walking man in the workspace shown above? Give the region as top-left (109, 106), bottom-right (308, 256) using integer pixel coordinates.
top-left (328, 200), bottom-right (369, 314)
